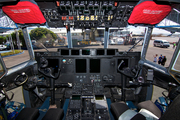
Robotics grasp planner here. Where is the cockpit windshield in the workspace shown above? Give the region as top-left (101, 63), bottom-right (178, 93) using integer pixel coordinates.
top-left (30, 27), bottom-right (144, 52)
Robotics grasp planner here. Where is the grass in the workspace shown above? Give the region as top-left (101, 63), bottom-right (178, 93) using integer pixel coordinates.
top-left (1, 50), bottom-right (23, 57)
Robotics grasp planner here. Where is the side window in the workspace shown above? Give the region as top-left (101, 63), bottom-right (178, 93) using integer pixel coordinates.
top-left (171, 50), bottom-right (180, 72)
top-left (1, 30), bottom-right (30, 68)
top-left (146, 29), bottom-right (177, 67)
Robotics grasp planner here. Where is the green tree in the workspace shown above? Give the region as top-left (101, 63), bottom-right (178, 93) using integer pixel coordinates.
top-left (18, 30), bottom-right (26, 47)
top-left (11, 32), bottom-right (18, 48)
top-left (0, 36), bottom-right (6, 44)
top-left (30, 28), bottom-right (57, 41)
top-left (10, 30), bottom-right (26, 48)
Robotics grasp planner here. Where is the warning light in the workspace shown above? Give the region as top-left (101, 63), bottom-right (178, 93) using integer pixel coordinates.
top-left (115, 2), bottom-right (118, 7)
top-left (69, 16), bottom-right (73, 20)
top-left (77, 15), bottom-right (79, 20)
top-left (90, 15), bottom-right (94, 20)
top-left (80, 15), bottom-right (84, 20)
top-left (95, 15), bottom-right (98, 20)
top-left (56, 1), bottom-right (60, 7)
top-left (62, 16), bottom-right (66, 20)
top-left (86, 16), bottom-right (89, 20)
top-left (108, 15), bottom-right (110, 20)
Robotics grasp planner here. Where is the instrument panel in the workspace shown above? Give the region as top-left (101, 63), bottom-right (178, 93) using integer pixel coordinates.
top-left (35, 49), bottom-right (140, 85)
top-left (35, 48), bottom-right (142, 119)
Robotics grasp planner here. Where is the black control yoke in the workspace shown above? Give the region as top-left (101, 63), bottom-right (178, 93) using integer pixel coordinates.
top-left (38, 68), bottom-right (61, 79)
top-left (117, 60), bottom-right (135, 78)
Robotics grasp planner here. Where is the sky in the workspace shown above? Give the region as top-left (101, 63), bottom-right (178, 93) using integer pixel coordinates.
top-left (127, 18), bottom-right (180, 35)
top-left (127, 26), bottom-right (173, 35)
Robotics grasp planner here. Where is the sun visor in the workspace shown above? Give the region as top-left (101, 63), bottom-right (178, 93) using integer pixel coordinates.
top-left (128, 1), bottom-right (172, 25)
top-left (2, 1), bottom-right (46, 24)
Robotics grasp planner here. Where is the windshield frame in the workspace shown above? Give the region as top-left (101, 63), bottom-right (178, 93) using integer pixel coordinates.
top-left (171, 50), bottom-right (180, 73)
top-left (169, 39), bottom-right (180, 83)
top-left (0, 54), bottom-right (7, 80)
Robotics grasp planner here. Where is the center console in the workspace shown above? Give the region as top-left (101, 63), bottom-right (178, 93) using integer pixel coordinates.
top-left (66, 83), bottom-right (110, 120)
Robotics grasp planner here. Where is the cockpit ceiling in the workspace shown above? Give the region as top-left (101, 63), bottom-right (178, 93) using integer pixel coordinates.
top-left (36, 1), bottom-right (138, 28)
top-left (166, 5), bottom-right (180, 25)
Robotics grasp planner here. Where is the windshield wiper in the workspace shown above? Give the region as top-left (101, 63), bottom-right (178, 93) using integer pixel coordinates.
top-left (39, 43), bottom-right (49, 53)
top-left (127, 38), bottom-right (144, 52)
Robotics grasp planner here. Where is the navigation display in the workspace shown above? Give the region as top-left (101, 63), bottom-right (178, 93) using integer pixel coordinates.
top-left (90, 59), bottom-right (100, 73)
top-left (76, 59), bottom-right (86, 73)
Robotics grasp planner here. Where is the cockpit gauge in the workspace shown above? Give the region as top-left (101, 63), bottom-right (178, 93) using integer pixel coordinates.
top-left (62, 59), bottom-right (66, 64)
top-left (102, 75), bottom-right (114, 82)
top-left (62, 59), bottom-right (72, 64)
top-left (103, 75), bottom-right (109, 81)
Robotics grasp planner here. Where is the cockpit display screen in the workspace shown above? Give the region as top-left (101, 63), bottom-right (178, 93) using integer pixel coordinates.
top-left (76, 59), bottom-right (86, 73)
top-left (90, 59), bottom-right (100, 73)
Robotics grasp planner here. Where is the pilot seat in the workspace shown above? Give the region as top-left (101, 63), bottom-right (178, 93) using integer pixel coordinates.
top-left (15, 107), bottom-right (64, 120)
top-left (111, 94), bottom-right (180, 120)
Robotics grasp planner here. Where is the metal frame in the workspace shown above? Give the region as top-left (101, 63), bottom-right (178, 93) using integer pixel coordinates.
top-left (21, 27), bottom-right (36, 107)
top-left (0, 54), bottom-right (7, 80)
top-left (67, 27), bottom-right (73, 48)
top-left (0, 9), bottom-right (17, 29)
top-left (22, 27), bottom-right (35, 61)
top-left (168, 38), bottom-right (180, 83)
top-left (169, 40), bottom-right (180, 71)
top-left (104, 27), bottom-right (109, 48)
top-left (141, 27), bottom-right (153, 60)
top-left (155, 8), bottom-right (180, 28)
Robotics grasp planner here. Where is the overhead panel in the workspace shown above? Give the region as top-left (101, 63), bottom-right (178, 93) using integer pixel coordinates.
top-left (37, 1), bottom-right (138, 28)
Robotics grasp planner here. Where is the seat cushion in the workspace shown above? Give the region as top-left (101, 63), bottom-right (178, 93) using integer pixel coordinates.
top-left (131, 113), bottom-right (146, 120)
top-left (111, 102), bottom-right (129, 120)
top-left (42, 108), bottom-right (64, 120)
top-left (137, 100), bottom-right (161, 118)
top-left (16, 108), bottom-right (39, 120)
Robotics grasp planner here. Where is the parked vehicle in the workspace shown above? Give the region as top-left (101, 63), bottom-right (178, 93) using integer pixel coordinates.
top-left (117, 38), bottom-right (124, 45)
top-left (4, 42), bottom-right (11, 50)
top-left (154, 40), bottom-right (170, 48)
top-left (109, 39), bottom-right (116, 45)
top-left (0, 45), bottom-right (7, 50)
